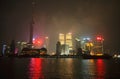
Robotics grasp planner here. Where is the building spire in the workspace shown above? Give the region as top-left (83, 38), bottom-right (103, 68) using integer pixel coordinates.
top-left (29, 0), bottom-right (35, 46)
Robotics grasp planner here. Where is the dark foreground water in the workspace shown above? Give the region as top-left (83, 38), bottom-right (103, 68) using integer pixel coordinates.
top-left (0, 57), bottom-right (120, 79)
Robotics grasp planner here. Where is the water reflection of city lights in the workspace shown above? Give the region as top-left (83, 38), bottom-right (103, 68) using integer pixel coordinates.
top-left (96, 59), bottom-right (105, 79)
top-left (81, 59), bottom-right (106, 79)
top-left (28, 58), bottom-right (44, 79)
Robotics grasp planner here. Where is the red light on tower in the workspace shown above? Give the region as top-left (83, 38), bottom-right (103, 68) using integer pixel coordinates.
top-left (97, 37), bottom-right (102, 41)
top-left (96, 35), bottom-right (103, 41)
top-left (33, 37), bottom-right (44, 48)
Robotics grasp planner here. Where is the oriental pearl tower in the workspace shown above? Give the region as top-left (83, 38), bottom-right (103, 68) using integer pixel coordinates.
top-left (29, 1), bottom-right (35, 48)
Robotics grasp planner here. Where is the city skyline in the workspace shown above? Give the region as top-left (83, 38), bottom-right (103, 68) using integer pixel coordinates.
top-left (0, 0), bottom-right (120, 51)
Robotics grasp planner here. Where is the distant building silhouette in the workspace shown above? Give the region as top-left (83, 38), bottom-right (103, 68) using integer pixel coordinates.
top-left (10, 40), bottom-right (15, 54)
top-left (56, 41), bottom-right (61, 55)
top-left (75, 39), bottom-right (82, 55)
top-left (77, 48), bottom-right (82, 55)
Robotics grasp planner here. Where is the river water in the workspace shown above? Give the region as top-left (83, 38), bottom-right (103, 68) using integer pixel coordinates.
top-left (0, 57), bottom-right (120, 79)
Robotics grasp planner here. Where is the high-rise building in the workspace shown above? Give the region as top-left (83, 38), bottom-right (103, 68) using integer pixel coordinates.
top-left (44, 36), bottom-right (49, 54)
top-left (59, 33), bottom-right (65, 45)
top-left (61, 44), bottom-right (69, 55)
top-left (58, 33), bottom-right (73, 55)
top-left (66, 33), bottom-right (73, 51)
top-left (56, 41), bottom-right (61, 55)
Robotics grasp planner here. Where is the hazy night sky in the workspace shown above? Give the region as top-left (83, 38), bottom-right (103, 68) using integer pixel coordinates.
top-left (0, 0), bottom-right (120, 52)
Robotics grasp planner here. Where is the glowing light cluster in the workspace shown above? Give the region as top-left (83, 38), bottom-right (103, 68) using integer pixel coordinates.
top-left (83, 37), bottom-right (90, 41)
top-left (33, 37), bottom-right (44, 48)
top-left (96, 35), bottom-right (103, 41)
top-left (97, 37), bottom-right (102, 40)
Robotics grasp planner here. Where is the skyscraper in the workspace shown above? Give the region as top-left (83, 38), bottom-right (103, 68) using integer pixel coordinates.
top-left (66, 33), bottom-right (73, 51)
top-left (58, 33), bottom-right (73, 55)
top-left (59, 33), bottom-right (65, 45)
top-left (56, 41), bottom-right (61, 55)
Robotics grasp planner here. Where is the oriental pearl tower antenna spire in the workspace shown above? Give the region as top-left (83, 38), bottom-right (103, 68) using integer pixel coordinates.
top-left (29, 0), bottom-right (35, 48)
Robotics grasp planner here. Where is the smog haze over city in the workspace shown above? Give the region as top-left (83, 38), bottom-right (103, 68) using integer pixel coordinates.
top-left (0, 0), bottom-right (120, 52)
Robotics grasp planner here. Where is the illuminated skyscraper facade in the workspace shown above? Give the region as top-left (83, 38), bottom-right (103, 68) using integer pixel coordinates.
top-left (59, 33), bottom-right (73, 55)
top-left (59, 33), bottom-right (65, 45)
top-left (66, 33), bottom-right (73, 50)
